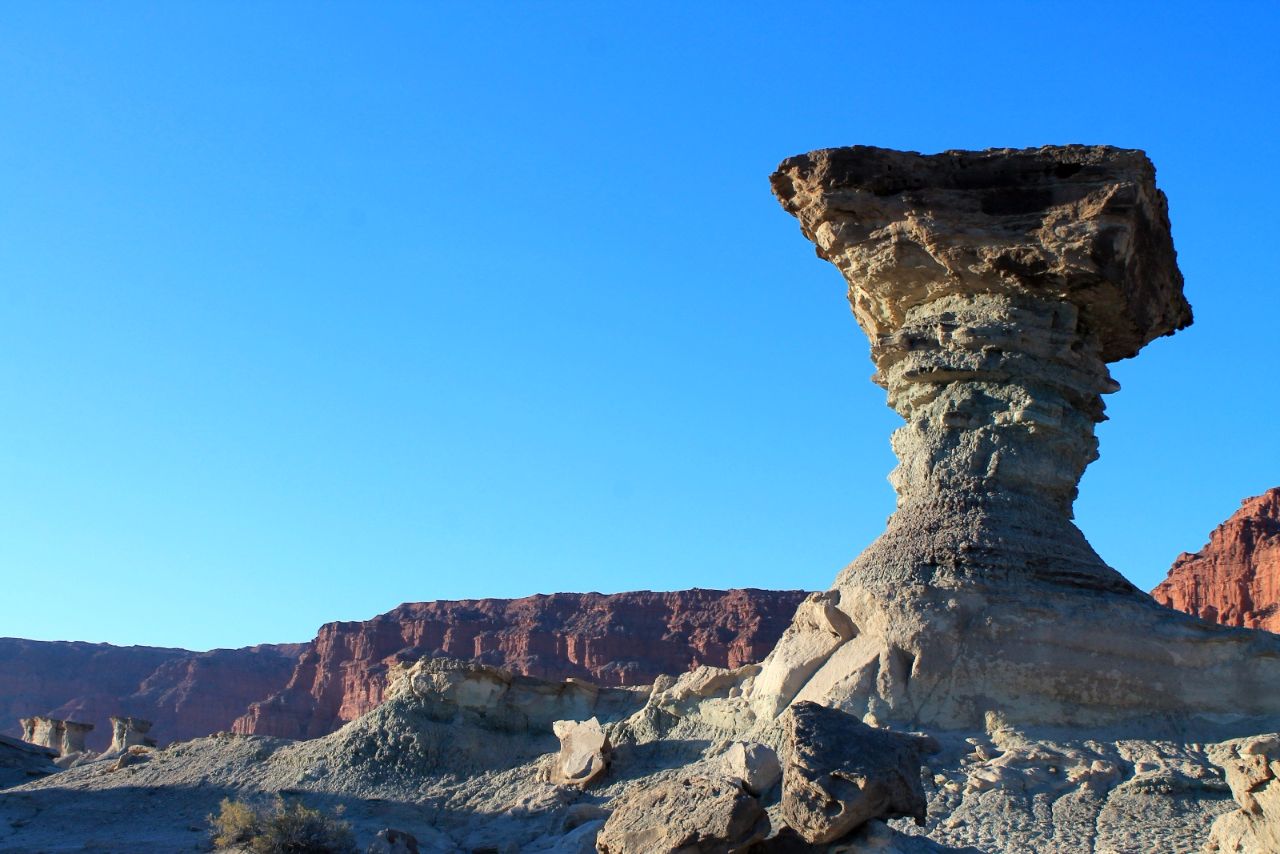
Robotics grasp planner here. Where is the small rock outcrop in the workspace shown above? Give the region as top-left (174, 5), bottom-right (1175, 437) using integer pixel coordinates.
top-left (1153, 487), bottom-right (1280, 631)
top-left (107, 716), bottom-right (156, 753)
top-left (366, 828), bottom-right (420, 854)
top-left (780, 702), bottom-right (927, 844)
top-left (1206, 733), bottom-right (1280, 852)
top-left (722, 741), bottom-right (780, 796)
top-left (549, 717), bottom-right (610, 786)
top-left (597, 774), bottom-right (768, 853)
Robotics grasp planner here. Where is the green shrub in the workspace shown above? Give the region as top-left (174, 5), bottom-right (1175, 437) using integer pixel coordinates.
top-left (209, 798), bottom-right (263, 849)
top-left (209, 797), bottom-right (356, 853)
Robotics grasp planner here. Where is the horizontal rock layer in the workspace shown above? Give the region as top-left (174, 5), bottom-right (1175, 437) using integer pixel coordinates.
top-left (1, 589), bottom-right (806, 748)
top-left (233, 588), bottom-right (808, 739)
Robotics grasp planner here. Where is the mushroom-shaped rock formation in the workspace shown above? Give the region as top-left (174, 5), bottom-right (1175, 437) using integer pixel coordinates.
top-left (107, 716), bottom-right (157, 753)
top-left (755, 145), bottom-right (1280, 729)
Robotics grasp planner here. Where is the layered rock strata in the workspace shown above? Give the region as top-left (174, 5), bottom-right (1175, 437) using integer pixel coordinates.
top-left (234, 588), bottom-right (806, 739)
top-left (107, 716), bottom-right (156, 753)
top-left (0, 639), bottom-right (304, 751)
top-left (756, 145), bottom-right (1280, 728)
top-left (18, 716), bottom-right (92, 757)
top-left (0, 588), bottom-right (805, 748)
top-left (1154, 487), bottom-right (1280, 631)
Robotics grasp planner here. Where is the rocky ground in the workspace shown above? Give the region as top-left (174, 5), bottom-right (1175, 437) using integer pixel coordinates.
top-left (6, 145), bottom-right (1279, 853)
top-left (2, 656), bottom-right (1276, 852)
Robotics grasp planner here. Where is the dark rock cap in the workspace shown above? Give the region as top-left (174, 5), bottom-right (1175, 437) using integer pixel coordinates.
top-left (771, 145), bottom-right (1191, 362)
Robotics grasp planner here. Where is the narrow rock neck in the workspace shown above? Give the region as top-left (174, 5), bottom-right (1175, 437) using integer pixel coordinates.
top-left (867, 292), bottom-right (1116, 519)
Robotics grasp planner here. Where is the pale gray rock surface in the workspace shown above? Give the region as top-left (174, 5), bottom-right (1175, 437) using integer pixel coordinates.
top-left (550, 716), bottom-right (610, 786)
top-left (596, 773), bottom-right (767, 853)
top-left (1205, 733), bottom-right (1280, 852)
top-left (723, 740), bottom-right (780, 796)
top-left (780, 701), bottom-right (927, 844)
top-left (106, 715), bottom-right (156, 752)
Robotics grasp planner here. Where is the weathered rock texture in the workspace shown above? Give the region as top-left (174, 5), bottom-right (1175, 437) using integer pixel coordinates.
top-left (597, 774), bottom-right (768, 853)
top-left (0, 733), bottom-right (58, 789)
top-left (1206, 733), bottom-right (1280, 852)
top-left (761, 145), bottom-right (1280, 728)
top-left (780, 701), bottom-right (928, 844)
top-left (1154, 487), bottom-right (1280, 631)
top-left (18, 715), bottom-right (92, 757)
top-left (0, 589), bottom-right (804, 749)
top-left (234, 589), bottom-right (806, 739)
top-left (550, 717), bottom-right (611, 786)
top-left (107, 716), bottom-right (156, 753)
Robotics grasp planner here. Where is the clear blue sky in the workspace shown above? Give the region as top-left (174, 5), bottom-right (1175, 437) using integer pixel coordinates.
top-left (2, 3), bottom-right (1277, 651)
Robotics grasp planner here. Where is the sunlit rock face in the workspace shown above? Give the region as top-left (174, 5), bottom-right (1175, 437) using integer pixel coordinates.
top-left (754, 145), bottom-right (1280, 729)
top-left (1154, 487), bottom-right (1280, 631)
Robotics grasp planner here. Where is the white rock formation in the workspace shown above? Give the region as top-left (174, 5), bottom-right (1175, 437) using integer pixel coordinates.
top-left (550, 717), bottom-right (610, 786)
top-left (107, 716), bottom-right (156, 753)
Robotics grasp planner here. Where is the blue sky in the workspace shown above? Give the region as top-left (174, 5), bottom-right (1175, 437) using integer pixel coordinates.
top-left (2, 3), bottom-right (1277, 651)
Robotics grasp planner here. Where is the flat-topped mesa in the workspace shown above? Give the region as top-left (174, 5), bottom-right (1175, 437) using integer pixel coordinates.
top-left (772, 145), bottom-right (1190, 518)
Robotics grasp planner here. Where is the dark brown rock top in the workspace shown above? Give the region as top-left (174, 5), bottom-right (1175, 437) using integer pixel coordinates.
top-left (770, 145), bottom-right (1191, 362)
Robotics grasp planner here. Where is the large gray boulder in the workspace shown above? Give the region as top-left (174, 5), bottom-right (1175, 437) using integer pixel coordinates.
top-left (780, 702), bottom-right (927, 845)
top-left (597, 774), bottom-right (768, 853)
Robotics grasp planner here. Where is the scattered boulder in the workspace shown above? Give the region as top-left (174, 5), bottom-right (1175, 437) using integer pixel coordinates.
top-left (366, 828), bottom-right (419, 854)
top-left (109, 745), bottom-right (152, 771)
top-left (597, 774), bottom-right (768, 853)
top-left (108, 716), bottom-right (157, 752)
top-left (723, 741), bottom-right (781, 796)
top-left (780, 702), bottom-right (927, 845)
top-left (550, 717), bottom-right (610, 786)
top-left (1207, 734), bottom-right (1280, 853)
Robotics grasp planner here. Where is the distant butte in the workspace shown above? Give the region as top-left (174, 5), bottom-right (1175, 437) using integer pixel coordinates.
top-left (1154, 487), bottom-right (1280, 631)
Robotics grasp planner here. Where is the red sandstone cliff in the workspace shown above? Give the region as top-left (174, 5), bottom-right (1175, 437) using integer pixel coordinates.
top-left (1153, 487), bottom-right (1280, 631)
top-left (233, 588), bottom-right (808, 739)
top-left (2, 588), bottom-right (806, 747)
top-left (0, 640), bottom-right (305, 751)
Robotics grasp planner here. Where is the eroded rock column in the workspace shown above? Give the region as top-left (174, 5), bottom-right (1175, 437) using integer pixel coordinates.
top-left (771, 146), bottom-right (1189, 583)
top-left (750, 145), bottom-right (1280, 729)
